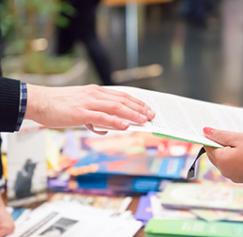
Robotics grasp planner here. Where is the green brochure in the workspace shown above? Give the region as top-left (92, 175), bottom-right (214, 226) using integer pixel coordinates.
top-left (145, 219), bottom-right (243, 237)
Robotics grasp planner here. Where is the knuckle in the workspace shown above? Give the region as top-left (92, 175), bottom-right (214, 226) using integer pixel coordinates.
top-left (88, 84), bottom-right (100, 92)
top-left (138, 106), bottom-right (146, 114)
top-left (112, 119), bottom-right (123, 129)
top-left (96, 113), bottom-right (105, 122)
top-left (121, 92), bottom-right (129, 98)
top-left (118, 122), bottom-right (127, 130)
top-left (119, 97), bottom-right (127, 105)
top-left (74, 109), bottom-right (87, 123)
top-left (130, 111), bottom-right (139, 120)
top-left (111, 103), bottom-right (121, 112)
top-left (90, 84), bottom-right (98, 88)
top-left (81, 100), bottom-right (90, 109)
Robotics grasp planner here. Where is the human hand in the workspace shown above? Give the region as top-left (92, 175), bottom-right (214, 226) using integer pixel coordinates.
top-left (203, 127), bottom-right (243, 183)
top-left (25, 84), bottom-right (155, 131)
top-left (0, 197), bottom-right (15, 237)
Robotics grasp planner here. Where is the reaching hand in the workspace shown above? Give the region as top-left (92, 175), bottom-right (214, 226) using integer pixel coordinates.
top-left (204, 127), bottom-right (243, 183)
top-left (25, 84), bottom-right (155, 131)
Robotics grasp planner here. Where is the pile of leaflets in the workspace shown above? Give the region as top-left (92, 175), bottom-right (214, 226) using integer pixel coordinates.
top-left (47, 130), bottom-right (200, 195)
top-left (135, 182), bottom-right (243, 237)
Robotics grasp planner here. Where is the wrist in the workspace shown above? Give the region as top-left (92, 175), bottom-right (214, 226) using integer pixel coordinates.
top-left (25, 84), bottom-right (46, 122)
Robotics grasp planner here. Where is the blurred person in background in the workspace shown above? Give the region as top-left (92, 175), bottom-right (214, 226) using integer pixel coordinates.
top-left (182, 0), bottom-right (218, 28)
top-left (56, 0), bottom-right (114, 85)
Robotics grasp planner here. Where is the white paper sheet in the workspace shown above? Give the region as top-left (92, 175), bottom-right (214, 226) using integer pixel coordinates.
top-left (106, 86), bottom-right (243, 147)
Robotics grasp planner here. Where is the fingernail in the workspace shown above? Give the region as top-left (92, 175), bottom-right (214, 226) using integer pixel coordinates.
top-left (203, 127), bottom-right (214, 135)
top-left (139, 115), bottom-right (148, 123)
top-left (121, 121), bottom-right (129, 129)
top-left (147, 110), bottom-right (155, 119)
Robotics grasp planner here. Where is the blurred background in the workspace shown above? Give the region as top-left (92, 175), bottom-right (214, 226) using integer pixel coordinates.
top-left (2, 0), bottom-right (243, 105)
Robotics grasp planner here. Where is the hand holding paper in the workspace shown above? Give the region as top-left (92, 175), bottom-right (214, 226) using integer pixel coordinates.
top-left (204, 128), bottom-right (243, 183)
top-left (105, 86), bottom-right (243, 182)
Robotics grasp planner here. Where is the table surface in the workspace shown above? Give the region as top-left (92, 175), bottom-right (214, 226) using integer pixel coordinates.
top-left (130, 197), bottom-right (145, 237)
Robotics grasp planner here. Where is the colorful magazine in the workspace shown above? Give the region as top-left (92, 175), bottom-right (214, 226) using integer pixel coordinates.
top-left (47, 131), bottom-right (200, 194)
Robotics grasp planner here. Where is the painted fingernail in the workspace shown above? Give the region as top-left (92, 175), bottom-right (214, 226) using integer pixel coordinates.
top-left (203, 127), bottom-right (214, 135)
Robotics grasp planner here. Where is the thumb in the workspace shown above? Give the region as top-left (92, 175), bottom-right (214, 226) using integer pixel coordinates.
top-left (203, 127), bottom-right (239, 147)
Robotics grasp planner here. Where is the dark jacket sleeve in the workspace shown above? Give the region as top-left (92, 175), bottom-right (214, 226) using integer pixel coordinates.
top-left (0, 77), bottom-right (20, 132)
top-left (0, 28), bottom-right (21, 132)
